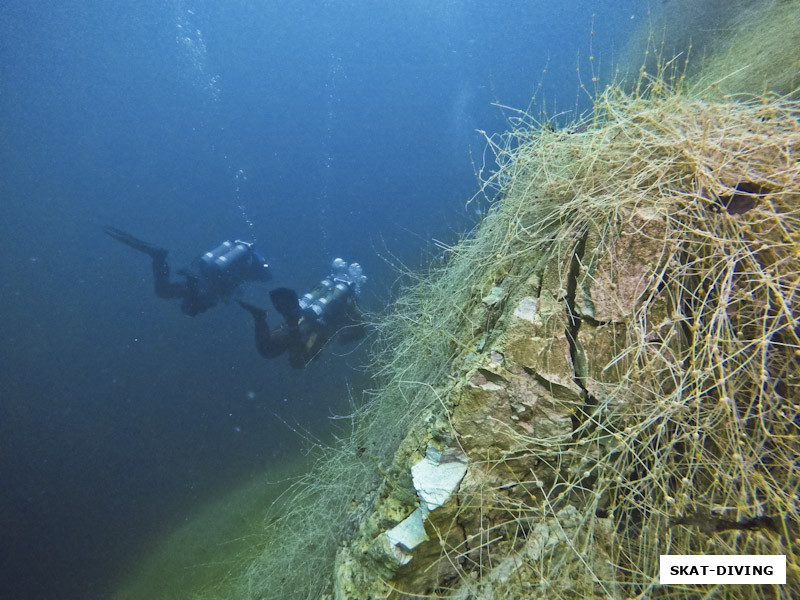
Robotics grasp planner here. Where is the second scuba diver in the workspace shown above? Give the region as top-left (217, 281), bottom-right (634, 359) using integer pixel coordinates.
top-left (238, 258), bottom-right (367, 368)
top-left (104, 226), bottom-right (271, 316)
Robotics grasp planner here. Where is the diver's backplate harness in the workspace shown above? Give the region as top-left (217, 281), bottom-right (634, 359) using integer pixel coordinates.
top-left (298, 258), bottom-right (366, 325)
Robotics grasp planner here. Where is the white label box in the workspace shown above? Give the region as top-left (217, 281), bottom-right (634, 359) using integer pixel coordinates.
top-left (660, 555), bottom-right (786, 584)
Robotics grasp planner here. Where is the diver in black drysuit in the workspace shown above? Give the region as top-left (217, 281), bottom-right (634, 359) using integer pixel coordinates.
top-left (104, 226), bottom-right (271, 316)
top-left (238, 258), bottom-right (367, 368)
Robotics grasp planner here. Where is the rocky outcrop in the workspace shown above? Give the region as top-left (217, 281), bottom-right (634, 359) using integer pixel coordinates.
top-left (330, 89), bottom-right (800, 599)
top-left (332, 209), bottom-right (669, 598)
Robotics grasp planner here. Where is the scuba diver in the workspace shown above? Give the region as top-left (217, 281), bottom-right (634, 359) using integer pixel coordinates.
top-left (104, 226), bottom-right (271, 316)
top-left (238, 258), bottom-right (367, 368)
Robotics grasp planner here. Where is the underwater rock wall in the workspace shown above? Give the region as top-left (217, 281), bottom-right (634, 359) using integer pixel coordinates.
top-left (331, 86), bottom-right (800, 599)
top-left (333, 214), bottom-right (664, 599)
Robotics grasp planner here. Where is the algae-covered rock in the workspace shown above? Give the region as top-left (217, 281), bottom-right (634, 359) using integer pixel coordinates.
top-left (334, 442), bottom-right (470, 599)
top-left (329, 85), bottom-right (800, 600)
top-left (503, 298), bottom-right (582, 402)
top-left (576, 208), bottom-right (671, 323)
top-left (449, 506), bottom-right (618, 600)
top-left (481, 286), bottom-right (505, 308)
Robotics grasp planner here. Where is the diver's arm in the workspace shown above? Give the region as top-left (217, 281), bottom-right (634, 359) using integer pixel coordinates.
top-left (336, 303), bottom-right (367, 343)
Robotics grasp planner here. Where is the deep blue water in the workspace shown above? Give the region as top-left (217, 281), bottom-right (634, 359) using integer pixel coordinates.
top-left (0, 2), bottom-right (642, 598)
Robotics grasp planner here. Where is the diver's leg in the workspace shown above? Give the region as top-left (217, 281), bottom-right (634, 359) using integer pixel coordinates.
top-left (152, 252), bottom-right (187, 299)
top-left (104, 226), bottom-right (167, 258)
top-left (238, 301), bottom-right (285, 359)
top-left (285, 322), bottom-right (317, 369)
top-left (104, 226), bottom-right (185, 298)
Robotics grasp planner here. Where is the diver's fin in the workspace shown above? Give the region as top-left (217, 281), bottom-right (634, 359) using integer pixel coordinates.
top-left (104, 226), bottom-right (167, 259)
top-left (269, 287), bottom-right (302, 324)
top-left (237, 299), bottom-right (267, 319)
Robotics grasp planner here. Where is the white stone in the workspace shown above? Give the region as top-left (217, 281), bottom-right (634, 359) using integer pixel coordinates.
top-left (514, 297), bottom-right (538, 322)
top-left (385, 508), bottom-right (428, 552)
top-left (411, 445), bottom-right (468, 513)
top-left (480, 381), bottom-right (504, 392)
top-left (483, 286), bottom-right (505, 307)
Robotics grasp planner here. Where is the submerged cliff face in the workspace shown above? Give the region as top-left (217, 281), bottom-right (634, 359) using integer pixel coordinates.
top-left (331, 85), bottom-right (800, 599)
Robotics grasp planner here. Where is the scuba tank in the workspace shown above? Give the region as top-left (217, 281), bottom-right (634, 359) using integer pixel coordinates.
top-left (297, 258), bottom-right (366, 325)
top-left (199, 240), bottom-right (256, 277)
top-left (298, 277), bottom-right (333, 312)
top-left (298, 271), bottom-right (353, 325)
top-left (347, 262), bottom-right (367, 294)
top-left (214, 243), bottom-right (249, 269)
top-left (298, 276), bottom-right (350, 324)
top-left (200, 241), bottom-right (235, 269)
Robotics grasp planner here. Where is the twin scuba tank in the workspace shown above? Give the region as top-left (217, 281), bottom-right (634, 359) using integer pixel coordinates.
top-left (199, 240), bottom-right (270, 281)
top-left (298, 259), bottom-right (366, 325)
